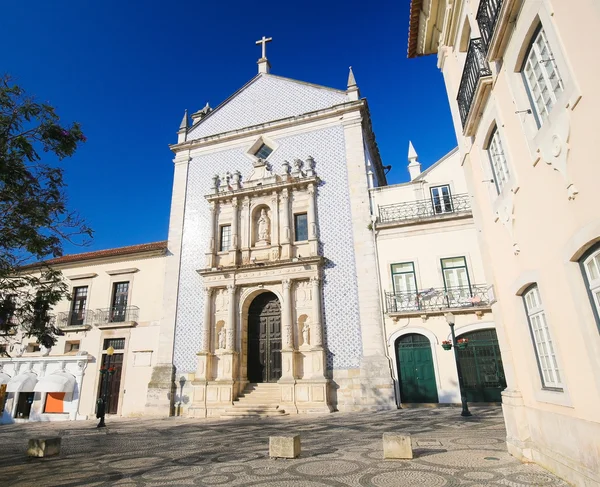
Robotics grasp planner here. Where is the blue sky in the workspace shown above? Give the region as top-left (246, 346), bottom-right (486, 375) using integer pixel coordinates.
top-left (3, 0), bottom-right (456, 254)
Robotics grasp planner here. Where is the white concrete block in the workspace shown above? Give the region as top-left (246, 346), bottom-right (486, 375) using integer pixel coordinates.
top-left (269, 435), bottom-right (301, 459)
top-left (28, 437), bottom-right (61, 457)
top-left (383, 433), bottom-right (412, 459)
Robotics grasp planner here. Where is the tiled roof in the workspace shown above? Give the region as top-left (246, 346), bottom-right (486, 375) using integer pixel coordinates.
top-left (31, 241), bottom-right (168, 267)
top-left (407, 0), bottom-right (423, 58)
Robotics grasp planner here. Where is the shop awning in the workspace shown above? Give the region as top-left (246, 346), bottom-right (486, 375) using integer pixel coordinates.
top-left (0, 372), bottom-right (11, 385)
top-left (34, 371), bottom-right (76, 393)
top-left (6, 372), bottom-right (37, 393)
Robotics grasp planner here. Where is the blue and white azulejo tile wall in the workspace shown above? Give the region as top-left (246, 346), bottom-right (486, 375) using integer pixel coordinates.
top-left (173, 125), bottom-right (363, 373)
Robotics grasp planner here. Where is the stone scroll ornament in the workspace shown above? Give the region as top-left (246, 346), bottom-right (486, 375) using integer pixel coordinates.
top-left (495, 193), bottom-right (520, 255)
top-left (538, 110), bottom-right (578, 200)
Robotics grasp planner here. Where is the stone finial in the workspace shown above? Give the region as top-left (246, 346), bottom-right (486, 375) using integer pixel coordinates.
top-left (212, 174), bottom-right (220, 193)
top-left (177, 109), bottom-right (188, 143)
top-left (407, 141), bottom-right (421, 181)
top-left (281, 160), bottom-right (291, 176)
top-left (231, 170), bottom-right (242, 189)
top-left (305, 156), bottom-right (316, 177)
top-left (292, 159), bottom-right (304, 178)
top-left (179, 109), bottom-right (188, 131)
top-left (347, 66), bottom-right (360, 101)
top-left (219, 172), bottom-right (231, 192)
top-left (191, 103), bottom-right (212, 124)
top-left (347, 66), bottom-right (357, 89)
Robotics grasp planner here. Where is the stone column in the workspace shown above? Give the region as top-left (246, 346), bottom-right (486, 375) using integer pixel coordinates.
top-left (226, 284), bottom-right (236, 351)
top-left (271, 191), bottom-right (280, 259)
top-left (307, 183), bottom-right (318, 256)
top-left (205, 201), bottom-right (217, 268)
top-left (310, 276), bottom-right (323, 348)
top-left (280, 278), bottom-right (296, 384)
top-left (200, 287), bottom-right (213, 352)
top-left (241, 196), bottom-right (251, 264)
top-left (281, 189), bottom-right (291, 259)
top-left (231, 198), bottom-right (239, 265)
top-left (282, 279), bottom-right (293, 350)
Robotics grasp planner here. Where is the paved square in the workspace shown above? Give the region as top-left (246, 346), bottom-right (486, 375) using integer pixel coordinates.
top-left (0, 407), bottom-right (569, 486)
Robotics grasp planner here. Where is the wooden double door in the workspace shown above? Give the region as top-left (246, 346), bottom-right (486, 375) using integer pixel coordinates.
top-left (97, 352), bottom-right (123, 414)
top-left (396, 334), bottom-right (439, 403)
top-left (247, 292), bottom-right (282, 383)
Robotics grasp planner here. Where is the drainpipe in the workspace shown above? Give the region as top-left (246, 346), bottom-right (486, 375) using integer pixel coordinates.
top-left (369, 199), bottom-right (400, 408)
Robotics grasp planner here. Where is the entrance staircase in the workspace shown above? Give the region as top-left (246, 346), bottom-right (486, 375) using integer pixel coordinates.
top-left (221, 383), bottom-right (288, 419)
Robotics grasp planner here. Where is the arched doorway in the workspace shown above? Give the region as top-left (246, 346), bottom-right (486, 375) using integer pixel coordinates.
top-left (456, 328), bottom-right (506, 402)
top-left (247, 292), bottom-right (282, 383)
top-left (396, 333), bottom-right (438, 403)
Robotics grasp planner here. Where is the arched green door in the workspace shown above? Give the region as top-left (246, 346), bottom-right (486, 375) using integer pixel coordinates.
top-left (456, 329), bottom-right (506, 402)
top-left (396, 334), bottom-right (439, 403)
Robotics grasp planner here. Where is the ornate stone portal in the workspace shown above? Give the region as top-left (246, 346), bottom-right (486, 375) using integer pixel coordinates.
top-left (188, 157), bottom-right (330, 417)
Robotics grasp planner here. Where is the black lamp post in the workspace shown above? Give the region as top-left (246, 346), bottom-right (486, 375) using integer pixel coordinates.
top-left (445, 312), bottom-right (471, 417)
top-left (97, 345), bottom-right (115, 428)
top-left (177, 376), bottom-right (186, 416)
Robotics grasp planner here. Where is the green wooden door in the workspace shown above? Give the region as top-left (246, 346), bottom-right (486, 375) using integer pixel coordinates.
top-left (396, 334), bottom-right (439, 403)
top-left (456, 329), bottom-right (506, 402)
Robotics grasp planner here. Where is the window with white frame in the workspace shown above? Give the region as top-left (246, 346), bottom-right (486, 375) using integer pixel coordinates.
top-left (580, 245), bottom-right (600, 331)
top-left (487, 127), bottom-right (510, 194)
top-left (219, 225), bottom-right (231, 252)
top-left (522, 26), bottom-right (564, 127)
top-left (523, 285), bottom-right (562, 389)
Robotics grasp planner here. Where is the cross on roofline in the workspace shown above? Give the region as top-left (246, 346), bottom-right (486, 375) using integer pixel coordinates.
top-left (256, 35), bottom-right (272, 59)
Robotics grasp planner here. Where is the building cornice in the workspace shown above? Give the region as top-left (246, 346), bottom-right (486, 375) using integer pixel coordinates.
top-left (169, 101), bottom-right (365, 155)
top-left (198, 256), bottom-right (323, 278)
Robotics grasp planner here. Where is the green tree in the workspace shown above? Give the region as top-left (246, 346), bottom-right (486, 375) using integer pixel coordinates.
top-left (0, 75), bottom-right (92, 350)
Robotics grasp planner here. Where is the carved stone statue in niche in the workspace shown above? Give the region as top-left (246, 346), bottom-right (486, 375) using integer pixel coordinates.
top-left (256, 209), bottom-right (271, 246)
top-left (218, 326), bottom-right (226, 350)
top-left (302, 323), bottom-right (310, 347)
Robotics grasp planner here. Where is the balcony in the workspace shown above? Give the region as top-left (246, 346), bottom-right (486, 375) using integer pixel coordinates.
top-left (56, 310), bottom-right (94, 330)
top-left (95, 306), bottom-right (139, 328)
top-left (385, 285), bottom-right (492, 318)
top-left (476, 0), bottom-right (521, 62)
top-left (378, 193), bottom-right (472, 226)
top-left (457, 38), bottom-right (493, 136)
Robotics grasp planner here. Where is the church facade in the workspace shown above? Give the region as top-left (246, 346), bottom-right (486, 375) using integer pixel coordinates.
top-left (146, 51), bottom-right (397, 416)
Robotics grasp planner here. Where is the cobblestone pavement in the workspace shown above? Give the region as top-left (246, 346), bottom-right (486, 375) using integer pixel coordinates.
top-left (0, 407), bottom-right (569, 487)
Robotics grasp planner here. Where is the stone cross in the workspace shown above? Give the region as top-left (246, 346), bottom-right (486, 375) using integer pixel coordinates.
top-left (256, 36), bottom-right (272, 59)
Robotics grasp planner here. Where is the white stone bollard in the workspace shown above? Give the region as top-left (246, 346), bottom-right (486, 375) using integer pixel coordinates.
top-left (383, 433), bottom-right (413, 459)
top-left (269, 435), bottom-right (301, 459)
top-left (27, 438), bottom-right (61, 458)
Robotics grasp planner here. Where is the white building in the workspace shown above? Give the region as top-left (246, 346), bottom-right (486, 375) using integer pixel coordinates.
top-left (372, 144), bottom-right (502, 406)
top-left (407, 0), bottom-right (600, 484)
top-left (0, 242), bottom-right (166, 423)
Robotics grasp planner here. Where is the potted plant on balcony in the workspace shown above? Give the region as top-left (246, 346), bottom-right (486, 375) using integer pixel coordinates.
top-left (441, 340), bottom-right (452, 351)
top-left (457, 338), bottom-right (469, 350)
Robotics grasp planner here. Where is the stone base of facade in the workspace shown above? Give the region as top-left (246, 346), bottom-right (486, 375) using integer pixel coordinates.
top-left (502, 389), bottom-right (600, 487)
top-left (330, 356), bottom-right (397, 412)
top-left (145, 364), bottom-right (176, 417)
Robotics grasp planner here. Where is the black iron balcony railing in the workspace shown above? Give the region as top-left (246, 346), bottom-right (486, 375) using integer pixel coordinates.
top-left (96, 306), bottom-right (139, 325)
top-left (385, 285), bottom-right (491, 313)
top-left (378, 193), bottom-right (471, 224)
top-left (57, 309), bottom-right (94, 328)
top-left (457, 38), bottom-right (492, 127)
top-left (476, 0), bottom-right (503, 51)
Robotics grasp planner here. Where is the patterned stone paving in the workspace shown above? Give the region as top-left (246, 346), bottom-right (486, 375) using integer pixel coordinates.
top-left (0, 407), bottom-right (570, 486)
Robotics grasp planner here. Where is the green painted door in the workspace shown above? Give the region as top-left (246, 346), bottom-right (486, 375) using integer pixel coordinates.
top-left (396, 334), bottom-right (439, 403)
top-left (457, 329), bottom-right (506, 402)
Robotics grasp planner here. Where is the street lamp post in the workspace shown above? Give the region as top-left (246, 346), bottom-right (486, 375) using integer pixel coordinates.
top-left (445, 312), bottom-right (472, 417)
top-left (97, 345), bottom-right (115, 428)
